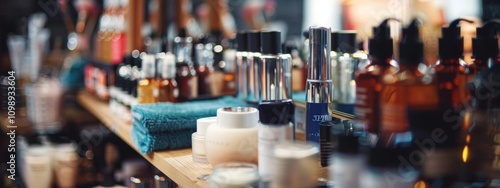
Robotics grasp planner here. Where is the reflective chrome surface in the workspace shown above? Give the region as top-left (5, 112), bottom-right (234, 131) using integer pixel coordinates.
top-left (335, 51), bottom-right (368, 104)
top-left (247, 52), bottom-right (261, 103)
top-left (308, 27), bottom-right (331, 80)
top-left (260, 54), bottom-right (292, 100)
top-left (235, 51), bottom-right (248, 100)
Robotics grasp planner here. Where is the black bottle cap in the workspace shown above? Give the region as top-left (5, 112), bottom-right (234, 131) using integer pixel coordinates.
top-left (236, 31), bottom-right (248, 52)
top-left (472, 20), bottom-right (500, 59)
top-left (261, 31), bottom-right (281, 55)
top-left (399, 19), bottom-right (423, 65)
top-left (331, 31), bottom-right (339, 52)
top-left (303, 30), bottom-right (310, 39)
top-left (258, 99), bottom-right (294, 125)
top-left (439, 18), bottom-right (474, 59)
top-left (178, 28), bottom-right (187, 38)
top-left (369, 18), bottom-right (399, 59)
top-left (337, 31), bottom-right (357, 53)
top-left (282, 42), bottom-right (296, 54)
top-left (247, 31), bottom-right (261, 53)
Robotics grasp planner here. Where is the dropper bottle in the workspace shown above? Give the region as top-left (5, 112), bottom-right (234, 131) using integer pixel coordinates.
top-left (355, 18), bottom-right (399, 134)
top-left (434, 18), bottom-right (473, 108)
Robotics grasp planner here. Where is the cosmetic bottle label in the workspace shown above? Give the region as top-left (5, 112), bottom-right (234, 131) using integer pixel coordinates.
top-left (306, 103), bottom-right (331, 143)
top-left (258, 125), bottom-right (288, 177)
top-left (355, 86), bottom-right (377, 132)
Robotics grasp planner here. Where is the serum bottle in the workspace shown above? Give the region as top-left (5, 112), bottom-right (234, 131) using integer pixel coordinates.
top-left (158, 53), bottom-right (179, 103)
top-left (305, 26), bottom-right (333, 143)
top-left (137, 54), bottom-right (159, 104)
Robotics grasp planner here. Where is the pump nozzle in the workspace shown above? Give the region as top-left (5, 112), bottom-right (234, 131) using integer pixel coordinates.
top-left (399, 19), bottom-right (423, 64)
top-left (369, 18), bottom-right (400, 59)
top-left (439, 18), bottom-right (474, 59)
top-left (472, 19), bottom-right (500, 59)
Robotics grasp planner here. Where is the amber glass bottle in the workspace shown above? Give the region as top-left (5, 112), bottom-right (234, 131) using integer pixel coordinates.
top-left (195, 43), bottom-right (213, 96)
top-left (158, 53), bottom-right (178, 102)
top-left (174, 35), bottom-right (198, 102)
top-left (355, 18), bottom-right (398, 134)
top-left (137, 54), bottom-right (159, 104)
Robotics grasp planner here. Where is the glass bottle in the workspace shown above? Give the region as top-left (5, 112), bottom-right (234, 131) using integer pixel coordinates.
top-left (137, 54), bottom-right (159, 104)
top-left (173, 36), bottom-right (198, 102)
top-left (158, 53), bottom-right (179, 103)
top-left (195, 43), bottom-right (213, 96)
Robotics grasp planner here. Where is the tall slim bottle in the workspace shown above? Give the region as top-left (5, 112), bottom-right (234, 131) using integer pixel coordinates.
top-left (246, 31), bottom-right (262, 104)
top-left (355, 18), bottom-right (399, 134)
top-left (173, 36), bottom-right (198, 102)
top-left (158, 53), bottom-right (179, 103)
top-left (336, 31), bottom-right (361, 115)
top-left (235, 32), bottom-right (249, 100)
top-left (137, 54), bottom-right (159, 104)
top-left (260, 31), bottom-right (292, 100)
top-left (434, 18), bottom-right (473, 108)
top-left (305, 27), bottom-right (333, 143)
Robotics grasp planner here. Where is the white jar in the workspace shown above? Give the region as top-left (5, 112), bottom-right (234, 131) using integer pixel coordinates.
top-left (192, 117), bottom-right (217, 163)
top-left (205, 107), bottom-right (259, 166)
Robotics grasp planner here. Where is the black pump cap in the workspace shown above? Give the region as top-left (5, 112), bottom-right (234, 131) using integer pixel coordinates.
top-left (472, 19), bottom-right (500, 59)
top-left (303, 31), bottom-right (310, 39)
top-left (258, 99), bottom-right (294, 125)
top-left (399, 19), bottom-right (423, 65)
top-left (247, 31), bottom-right (261, 53)
top-left (337, 31), bottom-right (357, 53)
top-left (282, 42), bottom-right (297, 54)
top-left (331, 31), bottom-right (339, 52)
top-left (261, 31), bottom-right (282, 54)
top-left (439, 18), bottom-right (474, 59)
top-left (369, 18), bottom-right (399, 59)
top-left (236, 32), bottom-right (248, 51)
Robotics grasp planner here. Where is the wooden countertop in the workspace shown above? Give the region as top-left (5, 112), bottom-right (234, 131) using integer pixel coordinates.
top-left (76, 91), bottom-right (329, 188)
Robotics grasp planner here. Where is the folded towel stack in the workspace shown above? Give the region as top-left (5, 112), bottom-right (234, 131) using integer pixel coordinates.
top-left (130, 96), bottom-right (247, 154)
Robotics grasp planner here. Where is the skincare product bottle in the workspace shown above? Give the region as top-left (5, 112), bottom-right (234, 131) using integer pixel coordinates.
top-left (355, 18), bottom-right (399, 134)
top-left (195, 42), bottom-right (214, 96)
top-left (335, 31), bottom-right (361, 114)
top-left (284, 43), bottom-right (306, 92)
top-left (235, 32), bottom-right (249, 100)
top-left (434, 18), bottom-right (473, 108)
top-left (258, 99), bottom-right (294, 178)
top-left (468, 20), bottom-right (500, 111)
top-left (173, 36), bottom-right (198, 102)
top-left (246, 31), bottom-right (262, 104)
top-left (270, 141), bottom-right (319, 188)
top-left (260, 31), bottom-right (292, 100)
top-left (158, 52), bottom-right (179, 103)
top-left (137, 54), bottom-right (159, 104)
top-left (305, 26), bottom-right (333, 143)
top-left (130, 50), bottom-right (142, 98)
top-left (205, 107), bottom-right (259, 166)
top-left (192, 117), bottom-right (217, 164)
top-left (208, 163), bottom-right (260, 188)
top-left (330, 31), bottom-right (339, 106)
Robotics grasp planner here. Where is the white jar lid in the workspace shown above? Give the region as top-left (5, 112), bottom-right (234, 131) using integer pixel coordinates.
top-left (196, 117), bottom-right (217, 135)
top-left (217, 107), bottom-right (258, 129)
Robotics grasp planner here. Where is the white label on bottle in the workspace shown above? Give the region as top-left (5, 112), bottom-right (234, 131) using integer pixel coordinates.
top-left (173, 88), bottom-right (179, 98)
top-left (258, 124), bottom-right (288, 177)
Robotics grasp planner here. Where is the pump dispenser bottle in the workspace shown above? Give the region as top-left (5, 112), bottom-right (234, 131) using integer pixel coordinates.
top-left (355, 18), bottom-right (399, 134)
top-left (434, 18), bottom-right (474, 108)
top-left (305, 27), bottom-right (333, 143)
top-left (260, 31), bottom-right (292, 100)
top-left (246, 31), bottom-right (262, 104)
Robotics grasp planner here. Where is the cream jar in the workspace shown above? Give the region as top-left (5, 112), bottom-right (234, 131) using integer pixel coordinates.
top-left (205, 107), bottom-right (259, 166)
top-left (192, 117), bottom-right (217, 163)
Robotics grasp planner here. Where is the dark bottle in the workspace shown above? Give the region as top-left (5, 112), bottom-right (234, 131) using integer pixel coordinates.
top-left (158, 53), bottom-right (179, 103)
top-left (355, 18), bottom-right (399, 134)
top-left (130, 50), bottom-right (142, 98)
top-left (380, 19), bottom-right (439, 136)
top-left (195, 42), bottom-right (214, 96)
top-left (434, 18), bottom-right (473, 108)
top-left (173, 35), bottom-right (198, 102)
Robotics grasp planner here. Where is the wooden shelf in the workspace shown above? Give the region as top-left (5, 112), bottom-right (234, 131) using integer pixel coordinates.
top-left (76, 91), bottom-right (329, 188)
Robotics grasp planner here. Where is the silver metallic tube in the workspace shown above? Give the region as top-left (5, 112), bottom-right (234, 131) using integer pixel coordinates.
top-left (260, 54), bottom-right (292, 100)
top-left (235, 51), bottom-right (248, 100)
top-left (246, 31), bottom-right (262, 103)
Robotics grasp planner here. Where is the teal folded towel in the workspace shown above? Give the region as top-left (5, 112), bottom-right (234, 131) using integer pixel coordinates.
top-left (130, 96), bottom-right (247, 154)
top-left (292, 92), bottom-right (306, 103)
top-left (131, 121), bottom-right (193, 154)
top-left (131, 96), bottom-right (247, 133)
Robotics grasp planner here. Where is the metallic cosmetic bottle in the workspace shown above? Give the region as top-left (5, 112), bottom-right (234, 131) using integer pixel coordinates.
top-left (259, 31), bottom-right (292, 100)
